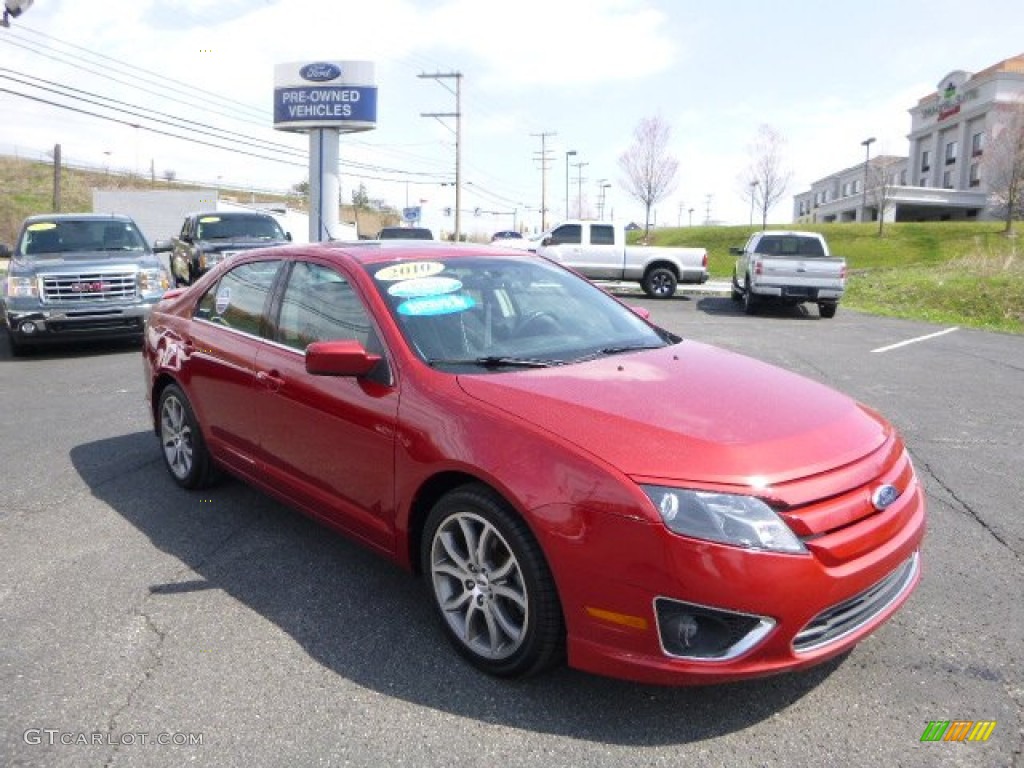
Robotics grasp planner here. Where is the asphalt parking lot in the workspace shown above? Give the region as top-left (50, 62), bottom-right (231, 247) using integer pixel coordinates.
top-left (1, 294), bottom-right (1021, 768)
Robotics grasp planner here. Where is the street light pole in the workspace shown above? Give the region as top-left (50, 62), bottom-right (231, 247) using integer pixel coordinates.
top-left (564, 150), bottom-right (576, 221)
top-left (749, 180), bottom-right (759, 227)
top-left (861, 136), bottom-right (876, 222)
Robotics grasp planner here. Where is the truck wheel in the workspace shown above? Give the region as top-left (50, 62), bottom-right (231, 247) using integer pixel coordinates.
top-left (7, 330), bottom-right (32, 357)
top-left (642, 267), bottom-right (677, 299)
top-left (819, 302), bottom-right (838, 319)
top-left (730, 272), bottom-right (743, 302)
top-left (743, 277), bottom-right (758, 315)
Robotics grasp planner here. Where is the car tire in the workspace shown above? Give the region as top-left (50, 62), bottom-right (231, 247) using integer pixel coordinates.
top-left (641, 267), bottom-right (677, 299)
top-left (157, 383), bottom-right (218, 489)
top-left (743, 276), bottom-right (758, 315)
top-left (421, 484), bottom-right (565, 678)
top-left (819, 302), bottom-right (838, 319)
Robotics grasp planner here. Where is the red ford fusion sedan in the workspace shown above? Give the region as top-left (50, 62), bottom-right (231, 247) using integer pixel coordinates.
top-left (143, 241), bottom-right (925, 685)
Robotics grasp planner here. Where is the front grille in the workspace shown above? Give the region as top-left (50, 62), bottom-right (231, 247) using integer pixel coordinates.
top-left (793, 551), bottom-right (919, 653)
top-left (41, 271), bottom-right (137, 303)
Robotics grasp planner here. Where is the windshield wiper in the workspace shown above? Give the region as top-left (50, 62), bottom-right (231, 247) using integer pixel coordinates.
top-left (428, 356), bottom-right (557, 369)
top-left (599, 343), bottom-right (666, 355)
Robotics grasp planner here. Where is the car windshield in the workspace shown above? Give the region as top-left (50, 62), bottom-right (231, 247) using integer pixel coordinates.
top-left (19, 219), bottom-right (148, 257)
top-left (366, 255), bottom-right (677, 371)
top-left (196, 215), bottom-right (286, 241)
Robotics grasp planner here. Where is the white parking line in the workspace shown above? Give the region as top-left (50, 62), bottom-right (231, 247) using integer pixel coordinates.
top-left (871, 326), bottom-right (959, 353)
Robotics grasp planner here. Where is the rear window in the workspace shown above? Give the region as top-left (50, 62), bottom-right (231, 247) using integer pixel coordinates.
top-left (756, 236), bottom-right (825, 257)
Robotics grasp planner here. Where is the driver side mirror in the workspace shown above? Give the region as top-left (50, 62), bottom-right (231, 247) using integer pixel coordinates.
top-left (542, 236), bottom-right (553, 247)
top-left (0, 243), bottom-right (11, 258)
top-left (729, 246), bottom-right (743, 255)
top-left (306, 339), bottom-right (381, 377)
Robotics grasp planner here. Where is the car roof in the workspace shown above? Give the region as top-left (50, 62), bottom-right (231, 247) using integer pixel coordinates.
top-left (23, 213), bottom-right (136, 224)
top-left (238, 240), bottom-right (533, 269)
top-left (188, 210), bottom-right (278, 219)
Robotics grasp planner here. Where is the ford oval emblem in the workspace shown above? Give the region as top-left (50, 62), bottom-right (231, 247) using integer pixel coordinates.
top-left (871, 484), bottom-right (901, 511)
top-left (300, 62), bottom-right (341, 82)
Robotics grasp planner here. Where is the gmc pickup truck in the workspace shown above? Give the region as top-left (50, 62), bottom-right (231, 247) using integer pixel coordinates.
top-left (534, 220), bottom-right (708, 298)
top-left (158, 210), bottom-right (291, 286)
top-left (1, 213), bottom-right (171, 355)
top-left (730, 231), bottom-right (846, 318)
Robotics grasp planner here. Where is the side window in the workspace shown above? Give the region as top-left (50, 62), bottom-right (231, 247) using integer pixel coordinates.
top-left (591, 225), bottom-right (615, 245)
top-left (275, 261), bottom-right (372, 351)
top-left (180, 218), bottom-right (191, 240)
top-left (550, 224), bottom-right (581, 246)
top-left (195, 260), bottom-right (283, 336)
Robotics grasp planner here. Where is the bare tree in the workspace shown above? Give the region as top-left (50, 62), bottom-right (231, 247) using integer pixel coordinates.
top-left (868, 157), bottom-right (902, 236)
top-left (983, 101), bottom-right (1024, 234)
top-left (741, 125), bottom-right (792, 230)
top-left (618, 117), bottom-right (679, 237)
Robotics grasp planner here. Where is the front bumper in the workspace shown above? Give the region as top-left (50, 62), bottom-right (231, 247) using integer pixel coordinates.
top-left (5, 302), bottom-right (157, 344)
top-left (532, 441), bottom-right (926, 685)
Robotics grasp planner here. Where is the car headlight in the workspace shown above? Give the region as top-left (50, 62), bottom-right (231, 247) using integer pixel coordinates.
top-left (138, 268), bottom-right (170, 298)
top-left (641, 485), bottom-right (806, 554)
top-left (5, 276), bottom-right (38, 298)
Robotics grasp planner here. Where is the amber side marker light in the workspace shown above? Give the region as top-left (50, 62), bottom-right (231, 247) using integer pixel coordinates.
top-left (585, 606), bottom-right (649, 630)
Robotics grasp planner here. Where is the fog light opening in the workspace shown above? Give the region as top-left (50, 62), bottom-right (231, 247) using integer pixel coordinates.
top-left (20, 321), bottom-right (37, 334)
top-left (655, 598), bottom-right (775, 660)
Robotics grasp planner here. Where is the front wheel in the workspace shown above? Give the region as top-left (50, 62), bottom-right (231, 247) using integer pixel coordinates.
top-left (421, 484), bottom-right (565, 678)
top-left (157, 383), bottom-right (218, 489)
top-left (641, 267), bottom-right (677, 299)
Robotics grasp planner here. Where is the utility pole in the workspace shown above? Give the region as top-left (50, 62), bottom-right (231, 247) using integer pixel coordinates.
top-left (704, 194), bottom-right (713, 226)
top-left (52, 143), bottom-right (61, 213)
top-left (572, 161), bottom-right (589, 218)
top-left (419, 71), bottom-right (463, 240)
top-left (531, 132), bottom-right (556, 230)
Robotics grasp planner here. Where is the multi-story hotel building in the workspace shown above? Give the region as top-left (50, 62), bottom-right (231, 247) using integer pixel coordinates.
top-left (794, 53), bottom-right (1024, 224)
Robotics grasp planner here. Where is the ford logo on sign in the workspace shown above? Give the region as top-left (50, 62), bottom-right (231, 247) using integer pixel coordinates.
top-left (300, 62), bottom-right (341, 82)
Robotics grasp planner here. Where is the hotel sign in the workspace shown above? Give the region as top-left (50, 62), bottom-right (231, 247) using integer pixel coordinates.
top-left (921, 73), bottom-right (978, 122)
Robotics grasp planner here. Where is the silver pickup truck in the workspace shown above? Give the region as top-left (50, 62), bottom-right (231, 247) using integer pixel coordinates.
top-left (1, 213), bottom-right (171, 355)
top-left (535, 220), bottom-right (708, 298)
top-left (730, 231), bottom-right (846, 318)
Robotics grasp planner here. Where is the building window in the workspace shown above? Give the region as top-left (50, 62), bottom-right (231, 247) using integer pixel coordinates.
top-left (921, 149), bottom-right (930, 172)
top-left (900, 169), bottom-right (907, 185)
top-left (972, 132), bottom-right (984, 157)
top-left (969, 163), bottom-right (980, 188)
top-left (945, 140), bottom-right (958, 165)
top-left (852, 180), bottom-right (860, 194)
top-left (943, 170), bottom-right (953, 189)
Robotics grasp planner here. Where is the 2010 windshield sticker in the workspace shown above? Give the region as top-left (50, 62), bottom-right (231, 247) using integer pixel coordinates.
top-left (375, 262), bottom-right (445, 281)
top-left (215, 285), bottom-right (231, 314)
top-left (27, 222), bottom-right (58, 231)
top-left (388, 277), bottom-right (462, 299)
top-left (397, 294), bottom-right (476, 317)
top-left (199, 216), bottom-right (222, 223)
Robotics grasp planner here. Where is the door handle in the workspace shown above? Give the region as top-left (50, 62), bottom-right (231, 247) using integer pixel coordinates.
top-left (256, 370), bottom-right (285, 391)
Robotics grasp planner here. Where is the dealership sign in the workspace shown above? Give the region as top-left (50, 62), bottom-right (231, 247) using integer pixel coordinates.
top-left (273, 60), bottom-right (377, 132)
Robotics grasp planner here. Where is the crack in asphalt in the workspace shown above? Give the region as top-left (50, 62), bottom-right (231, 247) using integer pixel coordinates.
top-left (98, 511), bottom-right (257, 767)
top-left (919, 459), bottom-right (1020, 559)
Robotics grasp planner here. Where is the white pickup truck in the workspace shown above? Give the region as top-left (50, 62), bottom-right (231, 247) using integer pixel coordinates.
top-left (730, 231), bottom-right (846, 318)
top-left (534, 220), bottom-right (708, 298)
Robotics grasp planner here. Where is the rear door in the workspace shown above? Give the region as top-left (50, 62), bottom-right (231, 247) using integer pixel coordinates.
top-left (184, 259), bottom-right (285, 472)
top-left (576, 223), bottom-right (622, 279)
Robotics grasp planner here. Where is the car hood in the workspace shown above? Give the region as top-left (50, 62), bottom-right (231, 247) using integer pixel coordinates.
top-left (11, 253), bottom-right (160, 272)
top-left (197, 239), bottom-right (286, 250)
top-left (456, 341), bottom-right (889, 487)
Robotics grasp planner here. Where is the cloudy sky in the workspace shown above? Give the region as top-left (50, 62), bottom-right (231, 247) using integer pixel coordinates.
top-left (2, 0), bottom-right (1022, 234)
